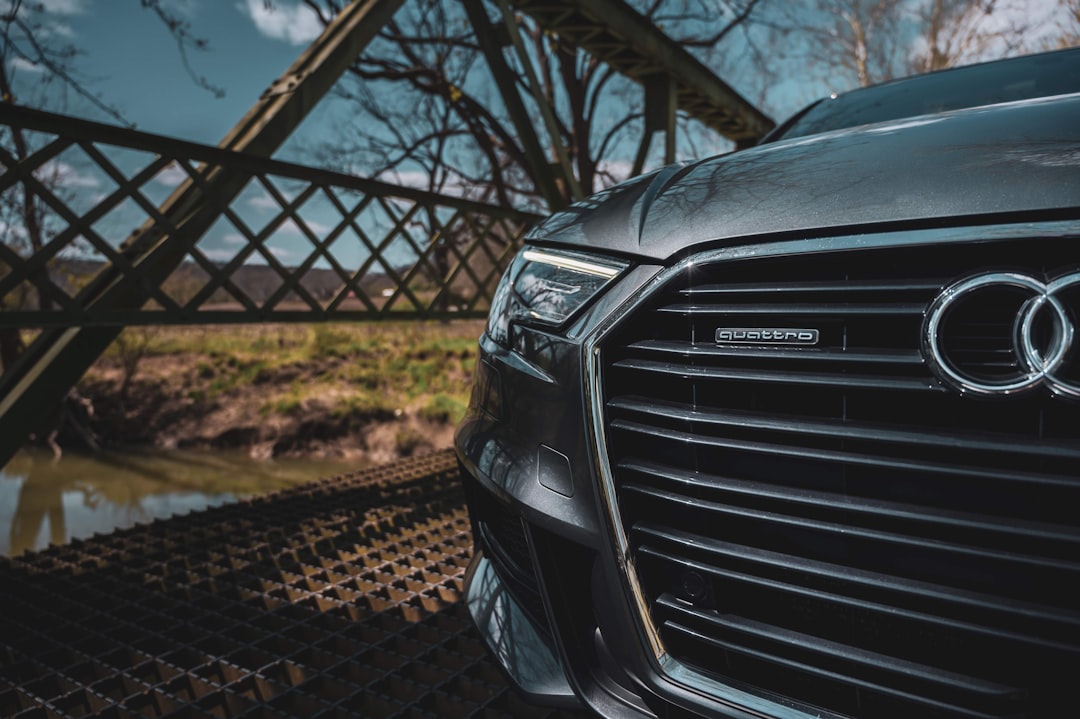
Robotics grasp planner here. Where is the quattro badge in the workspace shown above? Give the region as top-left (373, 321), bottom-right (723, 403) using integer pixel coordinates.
top-left (715, 328), bottom-right (820, 345)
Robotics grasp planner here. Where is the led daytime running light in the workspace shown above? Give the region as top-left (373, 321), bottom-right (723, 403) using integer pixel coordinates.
top-left (521, 249), bottom-right (621, 278)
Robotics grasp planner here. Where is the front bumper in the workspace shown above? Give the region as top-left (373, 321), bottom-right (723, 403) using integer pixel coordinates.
top-left (463, 550), bottom-right (576, 705)
top-left (457, 454), bottom-right (659, 719)
top-left (454, 264), bottom-right (665, 717)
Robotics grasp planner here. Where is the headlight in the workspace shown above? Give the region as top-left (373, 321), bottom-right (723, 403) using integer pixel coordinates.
top-left (487, 246), bottom-right (630, 347)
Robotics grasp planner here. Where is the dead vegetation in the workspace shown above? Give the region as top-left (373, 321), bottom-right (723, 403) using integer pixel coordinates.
top-left (76, 321), bottom-right (484, 465)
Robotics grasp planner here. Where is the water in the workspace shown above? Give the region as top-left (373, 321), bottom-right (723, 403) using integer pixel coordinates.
top-left (0, 448), bottom-right (361, 557)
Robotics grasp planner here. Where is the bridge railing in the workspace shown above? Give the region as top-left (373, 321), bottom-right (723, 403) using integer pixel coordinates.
top-left (0, 103), bottom-right (540, 330)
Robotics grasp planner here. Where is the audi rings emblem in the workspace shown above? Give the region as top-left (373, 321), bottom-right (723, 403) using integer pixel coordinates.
top-left (923, 271), bottom-right (1080, 398)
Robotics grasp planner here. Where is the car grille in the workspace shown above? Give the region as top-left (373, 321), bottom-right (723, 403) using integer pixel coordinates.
top-left (598, 238), bottom-right (1080, 719)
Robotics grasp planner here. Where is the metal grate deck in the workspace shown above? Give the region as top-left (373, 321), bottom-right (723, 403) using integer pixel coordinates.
top-left (0, 449), bottom-right (586, 719)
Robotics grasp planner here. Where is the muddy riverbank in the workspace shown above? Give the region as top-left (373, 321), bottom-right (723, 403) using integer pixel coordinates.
top-left (56, 322), bottom-right (482, 466)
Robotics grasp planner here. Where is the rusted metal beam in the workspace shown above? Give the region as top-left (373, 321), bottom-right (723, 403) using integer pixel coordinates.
top-left (514, 0), bottom-right (775, 144)
top-left (462, 1), bottom-right (568, 210)
top-left (632, 75), bottom-right (678, 175)
top-left (494, 0), bottom-right (583, 202)
top-left (0, 102), bottom-right (540, 331)
top-left (0, 0), bottom-right (405, 470)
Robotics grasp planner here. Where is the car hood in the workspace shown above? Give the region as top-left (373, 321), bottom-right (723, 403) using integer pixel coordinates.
top-left (526, 93), bottom-right (1080, 261)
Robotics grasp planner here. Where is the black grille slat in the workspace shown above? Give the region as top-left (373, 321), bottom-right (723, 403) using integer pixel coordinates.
top-left (636, 540), bottom-right (1080, 712)
top-left (638, 524), bottom-right (1080, 637)
top-left (658, 302), bottom-right (926, 316)
top-left (657, 597), bottom-right (1022, 697)
top-left (609, 398), bottom-right (1080, 461)
top-left (659, 615), bottom-right (1020, 719)
top-left (610, 419), bottom-right (1077, 489)
top-left (680, 279), bottom-right (945, 296)
top-left (598, 239), bottom-right (1080, 718)
top-left (612, 358), bottom-right (946, 392)
top-left (621, 459), bottom-right (1080, 550)
top-left (638, 540), bottom-right (1080, 668)
top-left (624, 484), bottom-right (1080, 581)
top-left (626, 339), bottom-right (924, 365)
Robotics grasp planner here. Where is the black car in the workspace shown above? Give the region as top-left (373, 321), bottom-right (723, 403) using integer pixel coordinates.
top-left (455, 48), bottom-right (1080, 719)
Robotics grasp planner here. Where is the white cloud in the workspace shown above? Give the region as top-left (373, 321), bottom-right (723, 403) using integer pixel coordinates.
top-left (269, 245), bottom-right (297, 260)
top-left (246, 191), bottom-right (289, 210)
top-left (37, 0), bottom-right (86, 14)
top-left (279, 217), bottom-right (333, 237)
top-left (380, 170), bottom-right (431, 190)
top-left (237, 0), bottom-right (323, 46)
top-left (378, 168), bottom-right (476, 199)
top-left (222, 232), bottom-right (248, 246)
top-left (153, 162), bottom-right (189, 187)
top-left (0, 0), bottom-right (82, 38)
top-left (202, 247), bottom-right (237, 261)
top-left (40, 21), bottom-right (75, 38)
top-left (0, 220), bottom-right (29, 242)
top-left (0, 0), bottom-right (85, 14)
top-left (596, 159), bottom-right (635, 187)
top-left (907, 0), bottom-right (1066, 67)
top-left (243, 192), bottom-right (333, 236)
top-left (34, 160), bottom-right (99, 189)
top-left (8, 57), bottom-right (44, 74)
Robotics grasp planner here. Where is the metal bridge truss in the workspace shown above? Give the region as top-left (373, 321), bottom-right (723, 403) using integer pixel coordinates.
top-left (0, 104), bottom-right (537, 329)
top-left (0, 0), bottom-right (772, 468)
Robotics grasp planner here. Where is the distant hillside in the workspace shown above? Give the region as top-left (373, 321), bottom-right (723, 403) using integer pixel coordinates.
top-left (46, 258), bottom-right (395, 307)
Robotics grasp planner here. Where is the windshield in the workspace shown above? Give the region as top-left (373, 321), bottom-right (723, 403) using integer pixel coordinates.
top-left (775, 47), bottom-right (1080, 141)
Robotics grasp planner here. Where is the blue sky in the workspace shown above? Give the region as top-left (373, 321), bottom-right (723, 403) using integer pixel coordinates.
top-left (1, 1), bottom-right (381, 271)
top-left (9, 0), bottom-right (1071, 155)
top-left (6, 0), bottom-right (329, 147)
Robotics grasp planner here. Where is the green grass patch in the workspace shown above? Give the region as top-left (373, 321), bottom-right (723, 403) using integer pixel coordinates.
top-left (420, 394), bottom-right (468, 424)
top-left (102, 320), bottom-right (484, 425)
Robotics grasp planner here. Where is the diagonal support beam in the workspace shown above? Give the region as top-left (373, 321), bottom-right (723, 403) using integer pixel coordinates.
top-left (514, 0), bottom-right (774, 143)
top-left (493, 0), bottom-right (583, 202)
top-left (0, 0), bottom-right (405, 470)
top-left (632, 74), bottom-right (677, 176)
top-left (463, 1), bottom-right (568, 210)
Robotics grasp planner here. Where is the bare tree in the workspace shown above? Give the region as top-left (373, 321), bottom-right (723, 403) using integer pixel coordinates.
top-left (768, 0), bottom-right (911, 89)
top-left (1046, 0), bottom-right (1080, 48)
top-left (770, 0), bottom-right (1073, 95)
top-left (907, 0), bottom-right (1060, 73)
top-left (911, 0), bottom-right (996, 72)
top-left (300, 0), bottom-right (769, 210)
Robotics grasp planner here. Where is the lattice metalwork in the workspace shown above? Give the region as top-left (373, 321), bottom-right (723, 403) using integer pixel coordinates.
top-left (0, 105), bottom-right (539, 329)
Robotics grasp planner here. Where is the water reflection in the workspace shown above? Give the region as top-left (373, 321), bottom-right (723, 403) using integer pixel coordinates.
top-left (0, 448), bottom-right (360, 556)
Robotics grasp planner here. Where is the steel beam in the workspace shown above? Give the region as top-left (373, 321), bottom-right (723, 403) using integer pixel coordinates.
top-left (0, 102), bottom-right (539, 330)
top-left (514, 0), bottom-right (774, 143)
top-left (632, 75), bottom-right (677, 175)
top-left (462, 1), bottom-right (568, 209)
top-left (0, 0), bottom-right (405, 470)
top-left (494, 0), bottom-right (583, 202)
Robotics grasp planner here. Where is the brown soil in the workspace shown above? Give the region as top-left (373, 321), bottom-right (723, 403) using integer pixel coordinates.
top-left (76, 354), bottom-right (460, 466)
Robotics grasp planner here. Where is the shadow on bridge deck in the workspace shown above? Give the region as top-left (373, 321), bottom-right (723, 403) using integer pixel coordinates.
top-left (0, 449), bottom-right (587, 719)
